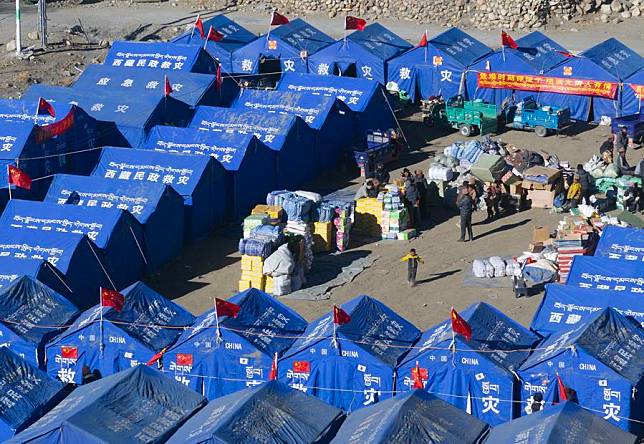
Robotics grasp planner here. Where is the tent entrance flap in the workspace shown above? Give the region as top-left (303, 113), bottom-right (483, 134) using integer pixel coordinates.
top-left (336, 62), bottom-right (357, 77)
top-left (259, 56), bottom-right (281, 75)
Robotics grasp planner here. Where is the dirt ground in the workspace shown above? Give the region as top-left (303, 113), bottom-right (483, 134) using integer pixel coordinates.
top-left (0, 4), bottom-right (642, 331)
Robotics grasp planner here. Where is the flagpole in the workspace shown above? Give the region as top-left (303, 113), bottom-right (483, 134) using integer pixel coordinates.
top-left (213, 298), bottom-right (222, 345)
top-left (424, 30), bottom-right (427, 63)
top-left (7, 165), bottom-right (12, 201)
top-left (99, 287), bottom-right (104, 357)
top-left (266, 11), bottom-right (274, 41)
top-left (34, 97), bottom-right (39, 125)
top-left (190, 14), bottom-right (198, 41)
top-left (343, 16), bottom-right (347, 47)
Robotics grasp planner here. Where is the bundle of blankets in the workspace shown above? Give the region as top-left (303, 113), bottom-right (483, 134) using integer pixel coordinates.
top-left (472, 257), bottom-right (518, 278)
top-left (266, 190), bottom-right (351, 224)
top-left (584, 155), bottom-right (620, 179)
top-left (239, 225), bottom-right (285, 259)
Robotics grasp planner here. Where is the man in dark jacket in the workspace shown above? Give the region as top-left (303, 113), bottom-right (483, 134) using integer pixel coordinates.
top-left (599, 135), bottom-right (614, 156)
top-left (405, 180), bottom-right (421, 229)
top-left (374, 163), bottom-right (390, 186)
top-left (616, 148), bottom-right (634, 176)
top-left (457, 185), bottom-right (474, 242)
top-left (576, 164), bottom-right (594, 205)
top-left (615, 126), bottom-right (629, 152)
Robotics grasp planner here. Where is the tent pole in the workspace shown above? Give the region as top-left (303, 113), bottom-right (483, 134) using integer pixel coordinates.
top-left (380, 88), bottom-right (409, 148)
top-left (99, 287), bottom-right (104, 357)
top-left (7, 165), bottom-right (12, 201)
top-left (214, 298), bottom-right (222, 345)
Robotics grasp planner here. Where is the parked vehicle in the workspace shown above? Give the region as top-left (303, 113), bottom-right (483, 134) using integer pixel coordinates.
top-left (420, 96), bottom-right (447, 126)
top-left (502, 96), bottom-right (571, 137)
top-left (444, 95), bottom-right (498, 137)
top-left (351, 130), bottom-right (404, 178)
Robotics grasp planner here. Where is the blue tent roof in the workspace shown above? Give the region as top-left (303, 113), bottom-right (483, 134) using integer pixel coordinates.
top-left (164, 288), bottom-right (307, 399)
top-left (0, 275), bottom-right (78, 367)
top-left (45, 281), bottom-right (194, 384)
top-left (594, 225), bottom-right (644, 261)
top-left (566, 255), bottom-right (643, 294)
top-left (0, 257), bottom-right (69, 300)
top-left (347, 23), bottom-right (412, 62)
top-left (104, 41), bottom-right (218, 74)
top-left (484, 401), bottom-right (637, 444)
top-left (622, 69), bottom-right (643, 115)
top-left (515, 31), bottom-right (570, 73)
top-left (270, 18), bottom-right (334, 54)
top-left (531, 283), bottom-right (644, 338)
top-left (167, 381), bottom-right (343, 444)
top-left (580, 38), bottom-right (643, 81)
top-left (332, 389), bottom-right (489, 444)
top-left (8, 365), bottom-right (205, 444)
top-left (430, 27), bottom-right (492, 67)
top-left (0, 347), bottom-right (67, 442)
top-left (0, 98), bottom-right (71, 125)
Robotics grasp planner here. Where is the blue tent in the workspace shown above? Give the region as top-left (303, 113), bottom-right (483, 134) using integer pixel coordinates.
top-left (537, 38), bottom-right (644, 121)
top-left (518, 308), bottom-right (644, 434)
top-left (531, 283), bottom-right (644, 338)
top-left (0, 199), bottom-right (146, 291)
top-left (465, 31), bottom-right (569, 107)
top-left (566, 255), bottom-right (643, 294)
top-left (388, 27), bottom-right (492, 102)
top-left (0, 228), bottom-right (110, 309)
top-left (8, 365), bottom-right (206, 444)
top-left (144, 127), bottom-right (276, 220)
top-left (45, 281), bottom-right (194, 384)
top-left (0, 257), bottom-right (67, 294)
top-left (276, 72), bottom-right (397, 135)
top-left (44, 173), bottom-right (185, 273)
top-left (22, 84), bottom-right (192, 148)
top-left (484, 401), bottom-right (637, 444)
top-left (171, 14), bottom-right (257, 74)
top-left (104, 41), bottom-right (218, 74)
top-left (167, 380), bottom-right (343, 444)
top-left (332, 389), bottom-right (489, 443)
top-left (232, 18), bottom-right (334, 75)
top-left (163, 288), bottom-right (307, 400)
top-left (0, 275), bottom-right (78, 367)
top-left (622, 69), bottom-right (643, 115)
top-left (190, 106), bottom-right (316, 188)
top-left (92, 146), bottom-right (225, 240)
top-left (232, 88), bottom-right (355, 170)
top-left (309, 23), bottom-right (412, 85)
top-left (73, 64), bottom-right (238, 107)
top-left (280, 295), bottom-right (420, 412)
top-left (594, 225), bottom-right (644, 261)
top-left (397, 302), bottom-right (540, 426)
top-left (0, 347), bottom-right (67, 442)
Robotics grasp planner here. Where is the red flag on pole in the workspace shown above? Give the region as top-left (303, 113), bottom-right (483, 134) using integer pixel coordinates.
top-left (37, 98), bottom-right (55, 118)
top-left (206, 26), bottom-right (224, 42)
top-left (61, 346), bottom-right (78, 360)
top-left (164, 76), bottom-right (172, 97)
top-left (215, 298), bottom-right (241, 318)
top-left (269, 352), bottom-right (278, 381)
top-left (271, 11), bottom-right (290, 26)
top-left (147, 347), bottom-right (167, 366)
top-left (101, 288), bottom-right (125, 312)
top-left (194, 15), bottom-right (205, 39)
top-left (345, 16), bottom-right (367, 31)
top-left (7, 166), bottom-right (32, 191)
top-left (333, 305), bottom-right (351, 325)
top-left (418, 31), bottom-right (428, 48)
top-left (501, 31), bottom-right (518, 49)
top-left (556, 50), bottom-right (576, 58)
top-left (557, 375), bottom-right (568, 402)
top-left (450, 307), bottom-right (472, 341)
top-left (215, 64), bottom-right (222, 90)
top-left (412, 361), bottom-right (425, 389)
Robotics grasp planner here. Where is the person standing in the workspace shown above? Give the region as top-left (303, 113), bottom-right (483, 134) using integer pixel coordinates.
top-left (414, 170), bottom-right (428, 217)
top-left (485, 180), bottom-right (503, 221)
top-left (616, 148), bottom-right (635, 176)
top-left (374, 163), bottom-right (390, 186)
top-left (615, 126), bottom-right (629, 152)
top-left (400, 248), bottom-right (424, 287)
top-left (405, 179), bottom-right (421, 229)
top-left (576, 164), bottom-right (594, 205)
top-left (457, 185), bottom-right (474, 242)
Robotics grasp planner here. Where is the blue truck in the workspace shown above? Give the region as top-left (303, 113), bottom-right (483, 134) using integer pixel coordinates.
top-left (352, 130), bottom-right (404, 178)
top-left (502, 96), bottom-right (571, 137)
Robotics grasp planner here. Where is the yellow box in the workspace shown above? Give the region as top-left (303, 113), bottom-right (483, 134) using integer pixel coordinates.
top-left (265, 275), bottom-right (274, 293)
top-left (241, 270), bottom-right (264, 280)
top-left (251, 204), bottom-right (283, 220)
top-left (238, 280), bottom-right (252, 291)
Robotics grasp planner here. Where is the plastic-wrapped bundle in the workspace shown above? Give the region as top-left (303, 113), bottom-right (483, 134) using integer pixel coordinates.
top-left (250, 224), bottom-right (284, 244)
top-left (295, 190), bottom-right (322, 203)
top-left (463, 140), bottom-right (483, 163)
top-left (285, 221), bottom-right (314, 272)
top-left (444, 142), bottom-right (465, 160)
top-left (282, 195), bottom-right (314, 222)
top-left (427, 165), bottom-right (455, 182)
top-left (312, 201), bottom-right (336, 223)
top-left (266, 190), bottom-right (293, 206)
top-left (263, 244), bottom-right (295, 277)
top-left (472, 259), bottom-right (487, 278)
top-left (239, 238), bottom-right (275, 258)
top-left (489, 256), bottom-right (506, 277)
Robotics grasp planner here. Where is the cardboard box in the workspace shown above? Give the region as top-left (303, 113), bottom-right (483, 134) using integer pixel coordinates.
top-left (529, 242), bottom-right (544, 253)
top-left (532, 226), bottom-right (551, 243)
top-left (528, 190), bottom-right (556, 209)
top-left (508, 182), bottom-right (523, 196)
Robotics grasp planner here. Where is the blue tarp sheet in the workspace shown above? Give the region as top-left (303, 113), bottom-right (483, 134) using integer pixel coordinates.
top-left (144, 126), bottom-right (276, 220)
top-left (0, 276), bottom-right (78, 367)
top-left (0, 347), bottom-right (67, 442)
top-left (280, 295), bottom-right (420, 412)
top-left (594, 225), bottom-right (644, 261)
top-left (484, 401), bottom-right (637, 444)
top-left (232, 18), bottom-right (334, 74)
top-left (92, 146), bottom-right (224, 240)
top-left (531, 283), bottom-right (644, 338)
top-left (388, 27), bottom-right (492, 102)
top-left (44, 173), bottom-right (185, 273)
top-left (171, 14), bottom-right (257, 74)
top-left (232, 88), bottom-right (355, 169)
top-left (22, 84), bottom-right (192, 147)
top-left (332, 389), bottom-right (489, 443)
top-left (190, 106), bottom-right (315, 189)
top-left (164, 288), bottom-right (307, 400)
top-left (276, 72), bottom-right (397, 135)
top-left (45, 281), bottom-right (194, 384)
top-left (519, 308), bottom-right (644, 433)
top-left (8, 365), bottom-right (206, 444)
top-left (167, 381), bottom-right (343, 444)
top-left (104, 41), bottom-right (218, 74)
top-left (0, 199), bottom-right (146, 290)
top-left (397, 302), bottom-right (540, 426)
top-left (0, 227), bottom-right (110, 309)
top-left (623, 69), bottom-right (643, 115)
top-left (566, 255), bottom-right (644, 294)
top-left (309, 23), bottom-right (412, 85)
top-left (0, 257), bottom-right (66, 294)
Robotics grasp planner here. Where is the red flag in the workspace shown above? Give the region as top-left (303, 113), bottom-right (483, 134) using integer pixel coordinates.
top-left (176, 353), bottom-right (193, 366)
top-left (556, 50), bottom-right (576, 58)
top-left (269, 352), bottom-right (278, 381)
top-left (147, 347), bottom-right (167, 366)
top-left (215, 64), bottom-right (222, 90)
top-left (501, 31), bottom-right (518, 49)
top-left (215, 298), bottom-right (241, 318)
top-left (333, 305), bottom-right (351, 325)
top-left (206, 26), bottom-right (224, 42)
top-left (164, 76), bottom-right (172, 97)
top-left (61, 346), bottom-right (78, 360)
top-left (101, 288), bottom-right (125, 312)
top-left (345, 16), bottom-right (367, 31)
top-left (412, 361), bottom-right (426, 389)
top-left (418, 32), bottom-right (428, 48)
top-left (557, 375), bottom-right (568, 402)
top-left (194, 15), bottom-right (205, 39)
top-left (271, 11), bottom-right (290, 26)
top-left (293, 360), bottom-right (311, 373)
top-left (37, 98), bottom-right (55, 118)
top-left (450, 307), bottom-right (472, 341)
top-left (7, 166), bottom-right (32, 191)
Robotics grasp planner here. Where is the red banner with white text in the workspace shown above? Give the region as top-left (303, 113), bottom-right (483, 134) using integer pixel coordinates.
top-left (34, 107), bottom-right (76, 144)
top-left (477, 72), bottom-right (618, 99)
top-left (629, 84), bottom-right (644, 99)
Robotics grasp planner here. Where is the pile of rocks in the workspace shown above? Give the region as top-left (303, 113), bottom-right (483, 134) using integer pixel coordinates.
top-left (597, 0), bottom-right (641, 23)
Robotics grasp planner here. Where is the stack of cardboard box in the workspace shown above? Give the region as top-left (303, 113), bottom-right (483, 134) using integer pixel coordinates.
top-left (553, 216), bottom-right (593, 283)
top-left (354, 197), bottom-right (383, 236)
top-left (311, 221), bottom-right (334, 253)
top-left (522, 166), bottom-right (562, 209)
top-left (239, 255), bottom-right (266, 291)
top-left (334, 207), bottom-right (352, 252)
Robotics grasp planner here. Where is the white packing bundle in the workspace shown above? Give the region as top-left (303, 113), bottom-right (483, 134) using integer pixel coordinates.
top-left (295, 190), bottom-right (322, 203)
top-left (484, 260), bottom-right (495, 278)
top-left (489, 256), bottom-right (506, 277)
top-left (273, 274), bottom-right (292, 296)
top-left (263, 244), bottom-right (295, 277)
top-left (505, 261), bottom-right (516, 276)
top-left (472, 259), bottom-right (487, 278)
top-left (427, 165), bottom-right (454, 182)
